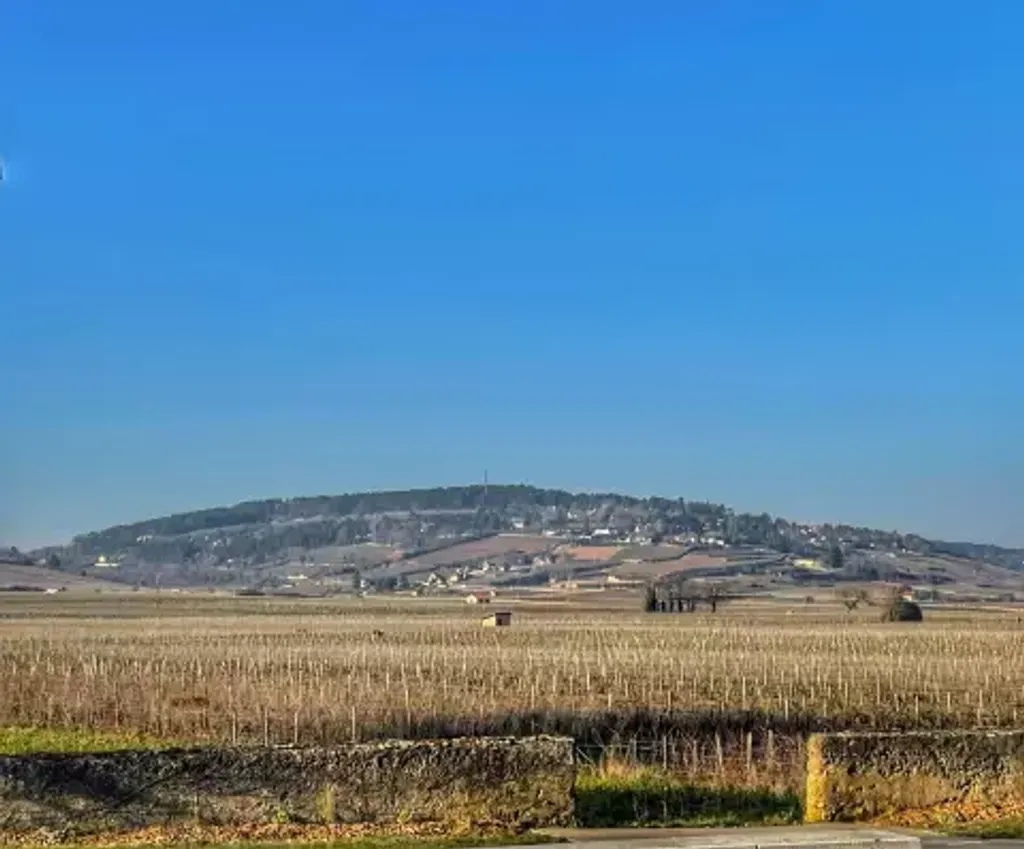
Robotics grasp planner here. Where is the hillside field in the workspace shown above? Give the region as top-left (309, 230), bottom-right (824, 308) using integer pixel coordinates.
top-left (403, 534), bottom-right (556, 568)
top-left (611, 551), bottom-right (732, 580)
top-left (1, 591), bottom-right (1022, 798)
top-left (0, 563), bottom-right (125, 592)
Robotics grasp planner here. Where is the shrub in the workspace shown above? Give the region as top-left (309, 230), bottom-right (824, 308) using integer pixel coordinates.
top-left (882, 598), bottom-right (923, 622)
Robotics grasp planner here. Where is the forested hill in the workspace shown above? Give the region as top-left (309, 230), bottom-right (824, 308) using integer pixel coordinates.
top-left (30, 485), bottom-right (1024, 580)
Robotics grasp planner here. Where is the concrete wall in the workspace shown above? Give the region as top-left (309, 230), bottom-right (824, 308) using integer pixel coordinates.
top-left (806, 730), bottom-right (1024, 822)
top-left (0, 736), bottom-right (574, 837)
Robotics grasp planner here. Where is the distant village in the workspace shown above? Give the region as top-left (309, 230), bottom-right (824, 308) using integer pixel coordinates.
top-left (19, 485), bottom-right (1022, 600)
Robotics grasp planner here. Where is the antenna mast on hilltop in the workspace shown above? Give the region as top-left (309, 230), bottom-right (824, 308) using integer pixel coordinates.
top-left (483, 470), bottom-right (488, 509)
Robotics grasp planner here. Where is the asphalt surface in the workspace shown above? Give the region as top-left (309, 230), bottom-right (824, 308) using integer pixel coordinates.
top-left (526, 826), bottom-right (1024, 849)
top-left (924, 842), bottom-right (1024, 849)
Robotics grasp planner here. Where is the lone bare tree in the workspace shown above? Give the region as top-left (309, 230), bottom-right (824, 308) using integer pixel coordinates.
top-left (704, 583), bottom-right (735, 613)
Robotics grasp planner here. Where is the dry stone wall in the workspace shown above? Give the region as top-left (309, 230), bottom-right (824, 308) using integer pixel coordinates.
top-left (806, 730), bottom-right (1024, 822)
top-left (0, 736), bottom-right (574, 837)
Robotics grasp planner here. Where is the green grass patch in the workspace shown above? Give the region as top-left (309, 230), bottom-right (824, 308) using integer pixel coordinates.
top-left (0, 726), bottom-right (171, 755)
top-left (575, 765), bottom-right (802, 828)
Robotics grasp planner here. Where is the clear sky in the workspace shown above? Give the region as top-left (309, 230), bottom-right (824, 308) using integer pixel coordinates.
top-left (2, 1), bottom-right (1022, 548)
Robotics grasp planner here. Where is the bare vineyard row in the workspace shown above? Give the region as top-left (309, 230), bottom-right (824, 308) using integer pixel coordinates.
top-left (1, 601), bottom-right (1022, 788)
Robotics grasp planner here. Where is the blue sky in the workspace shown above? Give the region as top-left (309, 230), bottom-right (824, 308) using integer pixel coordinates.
top-left (2, 1), bottom-right (1022, 547)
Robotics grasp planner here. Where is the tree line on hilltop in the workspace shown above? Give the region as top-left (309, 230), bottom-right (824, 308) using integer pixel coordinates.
top-left (27, 484), bottom-right (1024, 576)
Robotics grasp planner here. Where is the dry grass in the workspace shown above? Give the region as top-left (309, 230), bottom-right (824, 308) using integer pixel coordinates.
top-left (0, 824), bottom-right (543, 848)
top-left (0, 593), bottom-right (1021, 794)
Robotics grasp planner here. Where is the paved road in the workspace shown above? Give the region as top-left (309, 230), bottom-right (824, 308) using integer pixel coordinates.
top-left (925, 841), bottom-right (1024, 849)
top-left (527, 826), bottom-right (1024, 849)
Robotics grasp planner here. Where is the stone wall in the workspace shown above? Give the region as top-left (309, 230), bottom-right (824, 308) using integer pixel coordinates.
top-left (0, 736), bottom-right (574, 837)
top-left (805, 730), bottom-right (1024, 822)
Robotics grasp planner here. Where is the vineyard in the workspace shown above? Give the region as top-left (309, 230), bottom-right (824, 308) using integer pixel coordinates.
top-left (0, 594), bottom-right (1021, 795)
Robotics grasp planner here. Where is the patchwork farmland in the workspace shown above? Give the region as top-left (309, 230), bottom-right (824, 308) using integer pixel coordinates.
top-left (403, 534), bottom-right (555, 568)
